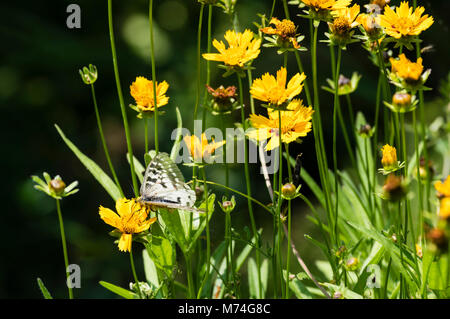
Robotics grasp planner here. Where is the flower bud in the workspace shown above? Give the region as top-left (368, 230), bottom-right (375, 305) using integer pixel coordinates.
top-left (382, 175), bottom-right (406, 202)
top-left (219, 196), bottom-right (236, 214)
top-left (79, 64), bottom-right (98, 85)
top-left (281, 183), bottom-right (296, 200)
top-left (335, 245), bottom-right (347, 259)
top-left (415, 243), bottom-right (423, 258)
top-left (345, 257), bottom-right (359, 271)
top-left (358, 124), bottom-right (373, 138)
top-left (333, 291), bottom-right (343, 299)
top-left (393, 92), bottom-right (411, 108)
top-left (49, 178), bottom-right (66, 196)
top-left (381, 144), bottom-right (398, 170)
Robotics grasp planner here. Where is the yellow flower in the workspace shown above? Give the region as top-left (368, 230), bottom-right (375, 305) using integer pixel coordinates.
top-left (390, 54), bottom-right (423, 82)
top-left (247, 99), bottom-right (314, 150)
top-left (330, 4), bottom-right (360, 36)
top-left (250, 67), bottom-right (306, 106)
top-left (261, 17), bottom-right (300, 49)
top-left (130, 76), bottom-right (169, 112)
top-left (99, 198), bottom-right (157, 252)
top-left (202, 29), bottom-right (261, 68)
top-left (439, 197), bottom-right (450, 220)
top-left (381, 144), bottom-right (397, 169)
top-left (378, 1), bottom-right (434, 39)
top-left (415, 243), bottom-right (423, 258)
top-left (435, 175), bottom-right (450, 198)
top-left (183, 133), bottom-right (226, 162)
top-left (302, 0), bottom-right (351, 12)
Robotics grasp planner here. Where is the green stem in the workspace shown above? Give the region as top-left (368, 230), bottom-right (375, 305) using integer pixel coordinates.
top-left (311, 25), bottom-right (333, 248)
top-left (413, 108), bottom-right (424, 241)
top-left (284, 144), bottom-right (293, 299)
top-left (293, 51), bottom-right (312, 107)
top-left (270, 0), bottom-right (277, 19)
top-left (56, 199), bottom-right (73, 299)
top-left (237, 74), bottom-right (262, 297)
top-left (196, 167), bottom-right (211, 298)
top-left (221, 115), bottom-right (230, 191)
top-left (282, 0), bottom-right (290, 19)
top-left (144, 118), bottom-right (149, 154)
top-left (129, 247), bottom-right (142, 299)
top-left (90, 83), bottom-right (124, 197)
top-left (193, 4), bottom-right (204, 121)
top-left (184, 252), bottom-right (195, 298)
top-left (149, 0), bottom-right (159, 154)
top-left (202, 4), bottom-right (213, 132)
top-left (277, 108), bottom-right (285, 298)
top-left (332, 47), bottom-right (342, 246)
top-left (107, 0), bottom-right (139, 197)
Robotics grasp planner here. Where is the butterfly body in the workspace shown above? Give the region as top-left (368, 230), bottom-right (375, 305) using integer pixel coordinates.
top-left (139, 152), bottom-right (199, 213)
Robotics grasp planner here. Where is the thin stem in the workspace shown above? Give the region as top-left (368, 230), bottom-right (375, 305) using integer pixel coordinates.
top-left (282, 0), bottom-right (290, 19)
top-left (129, 247), bottom-right (143, 299)
top-left (221, 115), bottom-right (229, 191)
top-left (149, 0), bottom-right (159, 154)
top-left (144, 118), bottom-right (149, 154)
top-left (196, 167), bottom-right (211, 298)
top-left (108, 0), bottom-right (139, 197)
top-left (193, 4), bottom-right (204, 121)
top-left (56, 199), bottom-right (73, 299)
top-left (293, 51), bottom-right (312, 107)
top-left (202, 4), bottom-right (213, 132)
top-left (332, 47), bottom-right (342, 246)
top-left (413, 109), bottom-right (424, 241)
top-left (284, 144), bottom-right (292, 299)
top-left (277, 108), bottom-right (285, 298)
top-left (184, 253), bottom-right (195, 298)
top-left (90, 83), bottom-right (124, 197)
top-left (270, 0), bottom-right (277, 20)
top-left (237, 74), bottom-right (262, 297)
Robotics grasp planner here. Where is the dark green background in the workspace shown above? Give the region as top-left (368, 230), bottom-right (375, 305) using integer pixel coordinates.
top-left (0, 0), bottom-right (448, 298)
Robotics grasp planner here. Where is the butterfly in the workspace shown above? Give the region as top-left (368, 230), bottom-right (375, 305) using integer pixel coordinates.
top-left (139, 152), bottom-right (200, 213)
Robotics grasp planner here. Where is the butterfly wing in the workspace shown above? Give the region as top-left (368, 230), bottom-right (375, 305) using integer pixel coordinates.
top-left (140, 152), bottom-right (197, 209)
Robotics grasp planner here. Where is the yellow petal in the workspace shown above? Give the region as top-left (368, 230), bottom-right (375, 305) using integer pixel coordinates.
top-left (118, 234), bottom-right (133, 252)
top-left (99, 206), bottom-right (121, 229)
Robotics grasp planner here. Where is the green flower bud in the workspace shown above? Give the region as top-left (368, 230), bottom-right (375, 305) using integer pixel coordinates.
top-left (49, 178), bottom-right (66, 196)
top-left (79, 64), bottom-right (98, 85)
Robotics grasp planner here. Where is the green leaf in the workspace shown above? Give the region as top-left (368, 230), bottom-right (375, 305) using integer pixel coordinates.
top-left (142, 248), bottom-right (159, 288)
top-left (247, 257), bottom-right (269, 298)
top-left (428, 253), bottom-right (449, 291)
top-left (248, 257), bottom-right (259, 299)
top-left (145, 235), bottom-right (174, 278)
top-left (157, 209), bottom-right (189, 253)
top-left (188, 194), bottom-right (216, 252)
top-left (55, 124), bottom-right (121, 201)
top-left (99, 281), bottom-right (137, 299)
top-left (170, 107), bottom-right (183, 162)
top-left (346, 221), bottom-right (418, 289)
top-left (36, 278), bottom-right (53, 299)
top-left (288, 273), bottom-right (324, 299)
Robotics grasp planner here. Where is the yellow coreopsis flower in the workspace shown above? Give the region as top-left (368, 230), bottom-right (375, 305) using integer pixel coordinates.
top-left (99, 198), bottom-right (157, 252)
top-left (435, 175), bottom-right (450, 198)
top-left (130, 76), bottom-right (169, 112)
top-left (247, 99), bottom-right (314, 150)
top-left (378, 1), bottom-right (434, 39)
top-left (330, 4), bottom-right (360, 34)
top-left (439, 197), bottom-right (450, 220)
top-left (390, 54), bottom-right (423, 82)
top-left (381, 144), bottom-right (397, 169)
top-left (250, 67), bottom-right (306, 106)
top-left (261, 17), bottom-right (301, 49)
top-left (183, 133), bottom-right (226, 162)
top-left (302, 0), bottom-right (351, 12)
top-left (202, 29), bottom-right (261, 68)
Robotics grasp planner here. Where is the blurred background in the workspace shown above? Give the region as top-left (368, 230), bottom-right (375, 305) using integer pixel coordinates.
top-left (0, 0), bottom-right (448, 298)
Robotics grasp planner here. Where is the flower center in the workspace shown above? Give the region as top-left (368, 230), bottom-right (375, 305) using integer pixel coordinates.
top-left (333, 17), bottom-right (351, 35)
top-left (277, 19), bottom-right (297, 37)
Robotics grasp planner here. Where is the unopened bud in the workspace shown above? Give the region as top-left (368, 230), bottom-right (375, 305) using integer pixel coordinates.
top-left (281, 183), bottom-right (296, 199)
top-left (49, 178), bottom-right (66, 195)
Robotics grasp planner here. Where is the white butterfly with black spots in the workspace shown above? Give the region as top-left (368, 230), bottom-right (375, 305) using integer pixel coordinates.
top-left (139, 152), bottom-right (200, 213)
